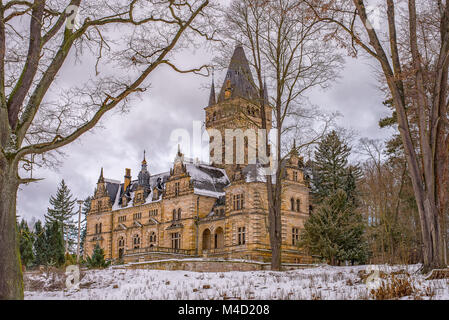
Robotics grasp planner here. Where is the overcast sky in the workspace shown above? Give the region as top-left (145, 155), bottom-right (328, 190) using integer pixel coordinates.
top-left (16, 4), bottom-right (394, 223)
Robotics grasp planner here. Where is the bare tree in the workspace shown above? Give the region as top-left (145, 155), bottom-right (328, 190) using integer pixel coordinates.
top-left (0, 0), bottom-right (216, 299)
top-left (305, 0), bottom-right (449, 272)
top-left (221, 0), bottom-right (340, 270)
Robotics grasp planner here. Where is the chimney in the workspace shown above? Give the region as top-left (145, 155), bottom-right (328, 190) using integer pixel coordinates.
top-left (124, 168), bottom-right (131, 191)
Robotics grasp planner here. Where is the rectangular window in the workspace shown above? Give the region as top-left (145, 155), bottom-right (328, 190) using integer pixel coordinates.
top-left (238, 227), bottom-right (246, 245)
top-left (293, 171), bottom-right (298, 182)
top-left (171, 232), bottom-right (181, 250)
top-left (133, 212), bottom-right (142, 220)
top-left (119, 216), bottom-right (127, 223)
top-left (175, 182), bottom-right (180, 197)
top-left (292, 228), bottom-right (300, 246)
top-left (233, 194), bottom-right (245, 211)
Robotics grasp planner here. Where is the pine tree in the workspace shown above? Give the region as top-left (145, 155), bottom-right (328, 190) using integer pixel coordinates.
top-left (44, 221), bottom-right (65, 267)
top-left (33, 220), bottom-right (47, 266)
top-left (312, 131), bottom-right (352, 203)
top-left (86, 243), bottom-right (110, 269)
top-left (45, 180), bottom-right (76, 253)
top-left (79, 197), bottom-right (91, 257)
top-left (18, 219), bottom-right (34, 269)
top-left (299, 189), bottom-right (369, 265)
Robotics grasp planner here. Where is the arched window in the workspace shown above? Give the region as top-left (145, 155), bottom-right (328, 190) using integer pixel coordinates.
top-left (173, 209), bottom-right (177, 221)
top-left (296, 199), bottom-right (301, 213)
top-left (213, 111), bottom-right (217, 121)
top-left (149, 232), bottom-right (156, 245)
top-left (177, 208), bottom-right (182, 220)
top-left (133, 234), bottom-right (141, 249)
top-left (118, 236), bottom-right (125, 248)
top-left (291, 198), bottom-right (295, 211)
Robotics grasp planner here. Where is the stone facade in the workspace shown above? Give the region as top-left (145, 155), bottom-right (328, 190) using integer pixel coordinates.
top-left (85, 46), bottom-right (312, 265)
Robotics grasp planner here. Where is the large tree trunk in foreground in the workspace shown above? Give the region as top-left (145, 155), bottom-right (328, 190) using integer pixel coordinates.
top-left (0, 159), bottom-right (23, 300)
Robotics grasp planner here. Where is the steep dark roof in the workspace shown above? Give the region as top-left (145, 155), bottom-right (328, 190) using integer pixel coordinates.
top-left (185, 163), bottom-right (230, 194)
top-left (217, 46), bottom-right (258, 103)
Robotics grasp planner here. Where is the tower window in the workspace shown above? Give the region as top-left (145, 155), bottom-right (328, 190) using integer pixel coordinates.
top-left (296, 199), bottom-right (301, 213)
top-left (175, 182), bottom-right (180, 197)
top-left (291, 198), bottom-right (295, 211)
top-left (233, 194), bottom-right (244, 210)
top-left (293, 171), bottom-right (298, 182)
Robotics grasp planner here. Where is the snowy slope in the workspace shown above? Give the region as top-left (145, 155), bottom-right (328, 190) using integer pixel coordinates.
top-left (24, 264), bottom-right (449, 300)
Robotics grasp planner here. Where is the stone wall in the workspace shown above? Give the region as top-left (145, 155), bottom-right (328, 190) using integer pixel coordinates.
top-left (119, 259), bottom-right (317, 272)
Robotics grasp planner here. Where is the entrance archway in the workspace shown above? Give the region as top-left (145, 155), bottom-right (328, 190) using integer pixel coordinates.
top-left (214, 227), bottom-right (224, 249)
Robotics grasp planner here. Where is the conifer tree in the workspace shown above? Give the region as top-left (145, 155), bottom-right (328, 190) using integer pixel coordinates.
top-left (44, 221), bottom-right (65, 267)
top-left (18, 219), bottom-right (34, 269)
top-left (45, 180), bottom-right (76, 253)
top-left (33, 220), bottom-right (47, 266)
top-left (312, 131), bottom-right (354, 203)
top-left (79, 197), bottom-right (92, 257)
top-left (299, 189), bottom-right (368, 265)
top-left (86, 243), bottom-right (111, 269)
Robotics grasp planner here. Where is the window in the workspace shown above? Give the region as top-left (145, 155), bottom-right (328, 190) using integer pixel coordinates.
top-left (133, 212), bottom-right (142, 220)
top-left (95, 223), bottom-right (102, 234)
top-left (296, 199), bottom-right (301, 213)
top-left (292, 228), bottom-right (300, 246)
top-left (293, 171), bottom-right (298, 182)
top-left (238, 227), bottom-right (246, 245)
top-left (119, 216), bottom-right (127, 223)
top-left (149, 232), bottom-right (156, 245)
top-left (177, 208), bottom-right (182, 220)
top-left (233, 194), bottom-right (244, 210)
top-left (172, 209), bottom-right (177, 221)
top-left (133, 234), bottom-right (141, 249)
top-left (291, 198), bottom-right (295, 211)
top-left (171, 233), bottom-right (181, 250)
top-left (118, 237), bottom-right (125, 248)
top-left (149, 209), bottom-right (158, 217)
top-left (175, 182), bottom-right (180, 197)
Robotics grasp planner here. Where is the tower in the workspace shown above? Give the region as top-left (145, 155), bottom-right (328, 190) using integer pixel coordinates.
top-left (205, 45), bottom-right (272, 179)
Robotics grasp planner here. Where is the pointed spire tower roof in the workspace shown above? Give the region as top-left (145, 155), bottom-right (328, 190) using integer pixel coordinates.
top-left (208, 75), bottom-right (216, 106)
top-left (218, 45), bottom-right (258, 103)
top-left (98, 167), bottom-right (105, 183)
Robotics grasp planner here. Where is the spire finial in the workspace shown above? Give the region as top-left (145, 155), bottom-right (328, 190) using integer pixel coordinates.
top-left (98, 167), bottom-right (104, 183)
top-left (142, 150), bottom-right (147, 164)
top-left (208, 72), bottom-right (216, 106)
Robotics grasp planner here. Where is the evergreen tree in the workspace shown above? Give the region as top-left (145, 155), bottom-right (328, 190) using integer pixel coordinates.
top-left (45, 180), bottom-right (76, 253)
top-left (86, 243), bottom-right (110, 269)
top-left (312, 131), bottom-right (353, 202)
top-left (33, 220), bottom-right (47, 266)
top-left (18, 219), bottom-right (34, 269)
top-left (44, 221), bottom-right (65, 267)
top-left (79, 197), bottom-right (91, 257)
top-left (299, 189), bottom-right (369, 265)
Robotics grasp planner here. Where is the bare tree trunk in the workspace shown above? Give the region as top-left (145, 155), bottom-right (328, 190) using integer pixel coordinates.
top-left (0, 158), bottom-right (23, 300)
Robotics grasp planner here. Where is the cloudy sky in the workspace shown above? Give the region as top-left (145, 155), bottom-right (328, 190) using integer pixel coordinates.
top-left (16, 3), bottom-right (394, 223)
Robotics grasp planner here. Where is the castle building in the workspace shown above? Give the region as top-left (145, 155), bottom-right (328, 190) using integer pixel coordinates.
top-left (85, 46), bottom-right (311, 264)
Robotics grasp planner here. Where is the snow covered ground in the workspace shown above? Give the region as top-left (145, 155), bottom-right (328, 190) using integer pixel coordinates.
top-left (24, 264), bottom-right (449, 300)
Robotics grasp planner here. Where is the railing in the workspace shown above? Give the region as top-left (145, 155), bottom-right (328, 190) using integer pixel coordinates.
top-left (125, 246), bottom-right (196, 256)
